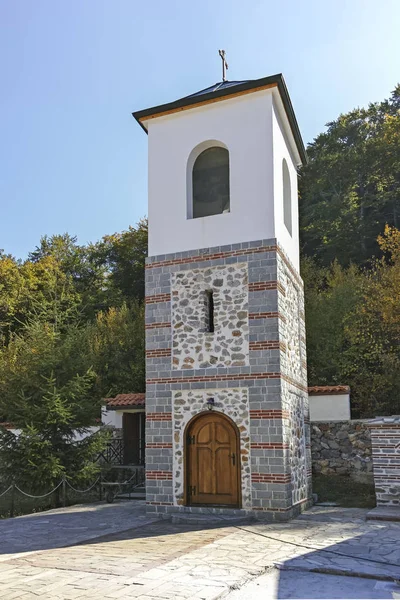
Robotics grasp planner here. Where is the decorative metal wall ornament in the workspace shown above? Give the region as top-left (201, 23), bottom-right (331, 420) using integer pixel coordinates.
top-left (206, 397), bottom-right (215, 410)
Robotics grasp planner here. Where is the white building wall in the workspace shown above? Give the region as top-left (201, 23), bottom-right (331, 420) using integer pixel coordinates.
top-left (147, 90), bottom-right (275, 257)
top-left (101, 408), bottom-right (123, 428)
top-left (272, 100), bottom-right (300, 272)
top-left (309, 394), bottom-right (351, 422)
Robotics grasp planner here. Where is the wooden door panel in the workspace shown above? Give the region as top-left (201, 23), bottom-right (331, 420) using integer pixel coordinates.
top-left (215, 447), bottom-right (231, 495)
top-left (187, 412), bottom-right (240, 507)
top-left (198, 447), bottom-right (213, 494)
top-left (215, 422), bottom-right (230, 444)
top-left (197, 423), bottom-right (212, 444)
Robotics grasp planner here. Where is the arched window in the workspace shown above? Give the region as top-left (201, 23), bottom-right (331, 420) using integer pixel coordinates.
top-left (282, 159), bottom-right (292, 236)
top-left (192, 147), bottom-right (230, 219)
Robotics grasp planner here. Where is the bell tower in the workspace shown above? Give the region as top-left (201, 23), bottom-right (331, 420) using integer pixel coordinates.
top-left (133, 73), bottom-right (312, 520)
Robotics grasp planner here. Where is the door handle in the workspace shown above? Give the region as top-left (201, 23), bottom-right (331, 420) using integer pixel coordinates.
top-left (229, 453), bottom-right (236, 466)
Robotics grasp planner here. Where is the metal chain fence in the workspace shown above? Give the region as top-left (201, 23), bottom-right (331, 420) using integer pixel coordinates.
top-left (0, 476), bottom-right (103, 519)
top-left (0, 468), bottom-right (145, 519)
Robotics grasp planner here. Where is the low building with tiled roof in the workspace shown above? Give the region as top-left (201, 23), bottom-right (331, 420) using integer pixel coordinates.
top-left (105, 393), bottom-right (145, 409)
top-left (308, 385), bottom-right (351, 421)
top-left (101, 393), bottom-right (145, 467)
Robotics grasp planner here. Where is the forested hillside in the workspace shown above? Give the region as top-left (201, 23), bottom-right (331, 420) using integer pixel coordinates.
top-left (300, 85), bottom-right (400, 417)
top-left (0, 86), bottom-right (399, 484)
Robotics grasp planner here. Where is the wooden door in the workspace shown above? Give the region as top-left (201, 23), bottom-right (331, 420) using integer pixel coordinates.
top-left (186, 412), bottom-right (240, 507)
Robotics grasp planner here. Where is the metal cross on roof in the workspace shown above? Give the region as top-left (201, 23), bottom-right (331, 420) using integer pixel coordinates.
top-left (218, 49), bottom-right (228, 82)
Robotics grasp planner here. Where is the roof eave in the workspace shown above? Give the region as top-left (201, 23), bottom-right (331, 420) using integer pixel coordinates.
top-left (132, 73), bottom-right (307, 165)
top-left (106, 404), bottom-right (145, 411)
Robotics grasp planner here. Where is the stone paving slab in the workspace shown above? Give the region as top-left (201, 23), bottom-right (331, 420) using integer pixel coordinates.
top-left (0, 501), bottom-right (157, 560)
top-left (0, 503), bottom-right (400, 599)
top-left (226, 569), bottom-right (400, 599)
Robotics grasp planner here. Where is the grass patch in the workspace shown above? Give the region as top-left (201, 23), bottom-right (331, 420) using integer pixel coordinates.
top-left (313, 474), bottom-right (376, 508)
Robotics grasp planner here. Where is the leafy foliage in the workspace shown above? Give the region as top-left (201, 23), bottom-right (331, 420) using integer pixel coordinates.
top-left (0, 220), bottom-right (147, 487)
top-left (304, 227), bottom-right (400, 417)
top-left (300, 85), bottom-right (400, 266)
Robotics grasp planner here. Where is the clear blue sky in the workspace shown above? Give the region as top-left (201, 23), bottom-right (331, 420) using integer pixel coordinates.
top-left (1, 0), bottom-right (399, 259)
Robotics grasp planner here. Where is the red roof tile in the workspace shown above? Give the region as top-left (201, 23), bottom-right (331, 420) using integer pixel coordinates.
top-left (308, 385), bottom-right (350, 396)
top-left (0, 422), bottom-right (15, 430)
top-left (105, 393), bottom-right (145, 408)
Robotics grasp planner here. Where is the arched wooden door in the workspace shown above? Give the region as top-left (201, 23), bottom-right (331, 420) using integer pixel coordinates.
top-left (186, 412), bottom-right (241, 507)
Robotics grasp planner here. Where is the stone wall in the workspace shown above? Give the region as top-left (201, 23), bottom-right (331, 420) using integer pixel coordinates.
top-left (145, 238), bottom-right (312, 519)
top-left (368, 417), bottom-right (400, 506)
top-left (171, 263), bottom-right (249, 370)
top-left (311, 421), bottom-right (373, 484)
top-left (172, 388), bottom-right (252, 509)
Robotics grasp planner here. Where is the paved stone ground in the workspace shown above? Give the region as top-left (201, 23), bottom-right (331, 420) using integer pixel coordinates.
top-left (226, 570), bottom-right (400, 599)
top-left (0, 502), bottom-right (399, 599)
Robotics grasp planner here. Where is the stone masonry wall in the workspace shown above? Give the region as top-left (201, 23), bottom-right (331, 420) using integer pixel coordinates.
top-left (145, 239), bottom-right (311, 519)
top-left (277, 251), bottom-right (312, 507)
top-left (172, 388), bottom-right (251, 508)
top-left (368, 418), bottom-right (400, 506)
top-left (311, 421), bottom-right (373, 484)
top-left (171, 264), bottom-right (249, 370)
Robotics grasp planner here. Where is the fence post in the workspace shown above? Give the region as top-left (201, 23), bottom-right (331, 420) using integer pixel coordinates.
top-left (10, 483), bottom-right (15, 518)
top-left (99, 473), bottom-right (103, 502)
top-left (62, 477), bottom-right (67, 508)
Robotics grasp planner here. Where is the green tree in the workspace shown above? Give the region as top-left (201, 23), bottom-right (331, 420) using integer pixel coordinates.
top-left (89, 219), bottom-right (148, 305)
top-left (343, 226), bottom-right (400, 417)
top-left (86, 302), bottom-right (145, 398)
top-left (299, 85), bottom-right (400, 266)
top-left (0, 317), bottom-right (107, 489)
top-left (302, 258), bottom-right (362, 386)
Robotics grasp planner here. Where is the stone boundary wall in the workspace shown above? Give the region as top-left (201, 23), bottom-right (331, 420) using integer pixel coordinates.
top-left (368, 417), bottom-right (400, 506)
top-left (311, 420), bottom-right (373, 484)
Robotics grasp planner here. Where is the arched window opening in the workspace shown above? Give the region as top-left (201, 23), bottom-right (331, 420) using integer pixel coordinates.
top-left (192, 147), bottom-right (230, 219)
top-left (282, 159), bottom-right (292, 236)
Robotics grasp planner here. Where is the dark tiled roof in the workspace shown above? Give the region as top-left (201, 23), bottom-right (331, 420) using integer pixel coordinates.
top-left (105, 393), bottom-right (145, 409)
top-left (132, 74), bottom-right (307, 165)
top-left (308, 386), bottom-right (350, 396)
top-left (185, 80), bottom-right (249, 98)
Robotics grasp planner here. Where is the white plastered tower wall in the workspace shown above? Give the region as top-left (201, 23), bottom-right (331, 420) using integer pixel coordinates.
top-left (146, 87), bottom-right (300, 269)
top-left (272, 98), bottom-right (300, 271)
top-left (137, 75), bottom-right (312, 519)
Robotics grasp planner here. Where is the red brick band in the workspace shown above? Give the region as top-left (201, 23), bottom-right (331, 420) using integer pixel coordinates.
top-left (146, 443), bottom-right (173, 449)
top-left (250, 409), bottom-right (290, 420)
top-left (145, 322), bottom-right (171, 330)
top-left (147, 372), bottom-right (281, 384)
top-left (146, 372), bottom-right (307, 394)
top-left (251, 442), bottom-right (289, 449)
top-left (146, 348), bottom-right (172, 358)
top-left (146, 243), bottom-right (303, 290)
top-left (252, 473), bottom-right (291, 483)
top-left (276, 246), bottom-right (304, 289)
top-left (146, 245), bottom-right (278, 270)
top-left (249, 281), bottom-right (286, 296)
top-left (249, 311), bottom-right (287, 323)
top-left (147, 471), bottom-right (173, 480)
top-left (372, 454), bottom-right (400, 458)
top-left (145, 293), bottom-right (171, 304)
top-left (146, 413), bottom-right (172, 421)
top-left (282, 374), bottom-right (308, 393)
top-left (249, 340), bottom-right (283, 351)
top-left (370, 426), bottom-right (400, 430)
